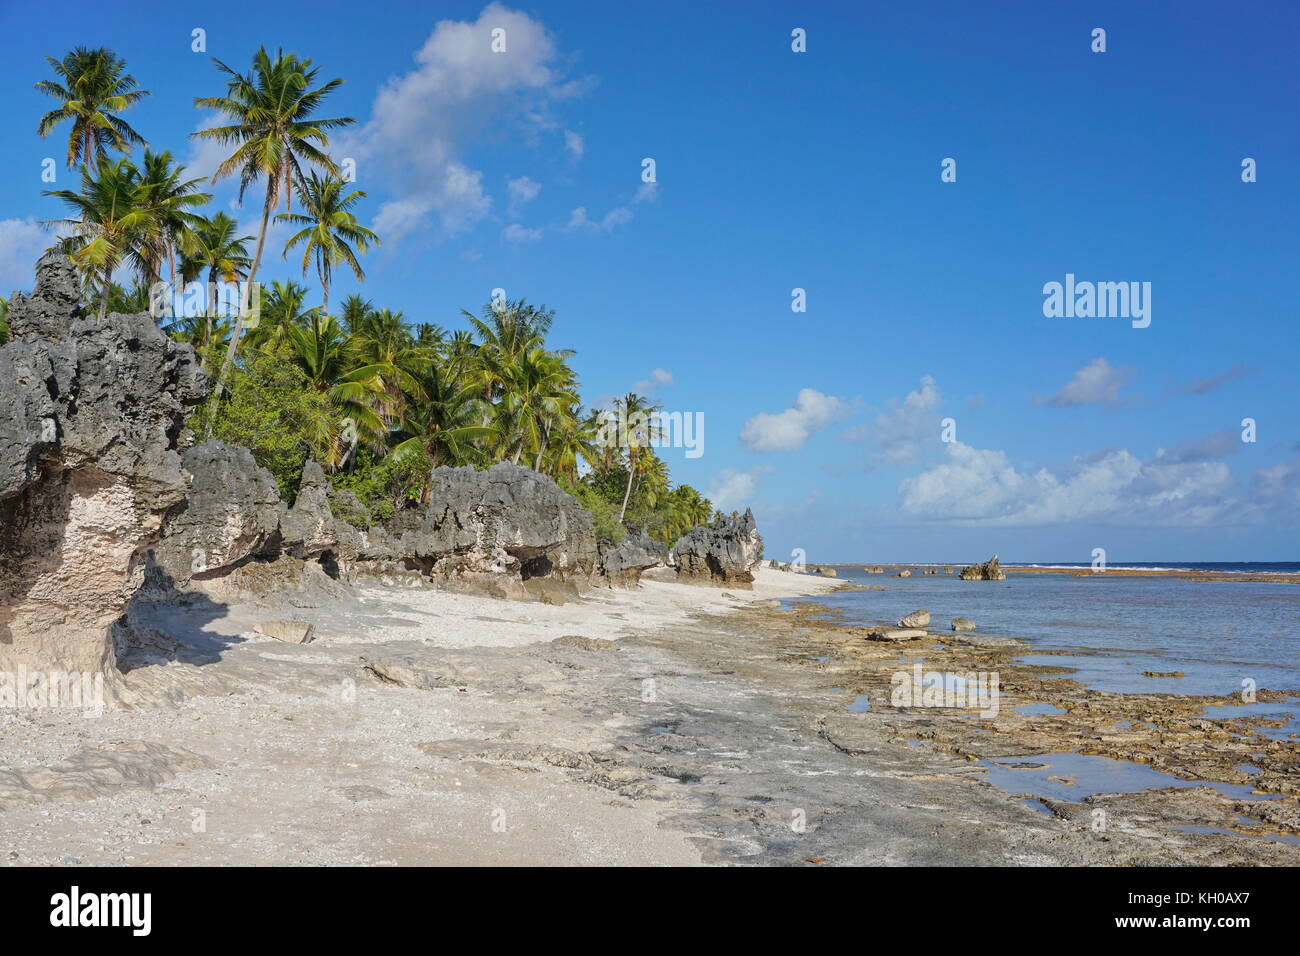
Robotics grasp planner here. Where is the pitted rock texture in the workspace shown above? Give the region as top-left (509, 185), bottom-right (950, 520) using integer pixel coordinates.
top-left (598, 531), bottom-right (668, 588)
top-left (151, 441), bottom-right (285, 588)
top-left (0, 254), bottom-right (205, 677)
top-left (672, 508), bottom-right (764, 587)
top-left (379, 462), bottom-right (597, 586)
top-left (959, 555), bottom-right (1006, 581)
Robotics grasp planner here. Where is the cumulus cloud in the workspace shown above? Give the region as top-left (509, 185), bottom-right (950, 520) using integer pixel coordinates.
top-left (1038, 357), bottom-right (1134, 407)
top-left (564, 129), bottom-right (584, 158)
top-left (866, 375), bottom-right (942, 464)
top-left (741, 389), bottom-right (849, 453)
top-left (632, 368), bottom-right (673, 394)
top-left (0, 218), bottom-right (52, 292)
top-left (342, 3), bottom-right (576, 243)
top-left (565, 205), bottom-right (633, 233)
top-left (506, 175), bottom-right (541, 215)
top-left (501, 223), bottom-right (543, 245)
top-left (898, 441), bottom-right (1235, 527)
top-left (708, 468), bottom-right (764, 511)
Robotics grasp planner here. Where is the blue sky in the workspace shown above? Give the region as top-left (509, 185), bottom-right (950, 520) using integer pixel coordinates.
top-left (2, 0), bottom-right (1297, 562)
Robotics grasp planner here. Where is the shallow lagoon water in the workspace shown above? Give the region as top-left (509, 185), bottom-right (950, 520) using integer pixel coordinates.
top-left (810, 567), bottom-right (1300, 697)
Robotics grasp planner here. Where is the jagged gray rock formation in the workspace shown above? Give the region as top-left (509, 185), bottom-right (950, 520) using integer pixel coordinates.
top-left (959, 555), bottom-right (1006, 581)
top-left (598, 531), bottom-right (668, 588)
top-left (151, 441), bottom-right (285, 588)
top-left (377, 462), bottom-right (597, 594)
top-left (0, 254), bottom-right (206, 678)
top-left (150, 457), bottom-right (600, 604)
top-left (671, 508), bottom-right (764, 587)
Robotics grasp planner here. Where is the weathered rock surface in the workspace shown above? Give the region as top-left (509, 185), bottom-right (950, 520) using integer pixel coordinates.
top-left (0, 254), bottom-right (205, 678)
top-left (959, 554), bottom-right (1006, 581)
top-left (254, 619), bottom-right (315, 644)
top-left (151, 441), bottom-right (284, 588)
top-left (951, 617), bottom-right (977, 632)
top-left (279, 460), bottom-right (337, 559)
top-left (897, 569), bottom-right (911, 577)
top-left (672, 509), bottom-right (764, 587)
top-left (380, 463), bottom-right (597, 589)
top-left (898, 610), bottom-right (931, 628)
top-left (818, 566), bottom-right (838, 578)
top-left (867, 627), bottom-right (928, 643)
top-left (598, 531), bottom-right (668, 588)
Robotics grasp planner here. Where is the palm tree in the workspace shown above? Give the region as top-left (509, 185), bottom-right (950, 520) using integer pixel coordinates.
top-left (192, 46), bottom-right (354, 395)
top-left (392, 358), bottom-right (496, 498)
top-left (611, 392), bottom-right (662, 522)
top-left (337, 293), bottom-right (373, 335)
top-left (43, 157), bottom-right (154, 320)
top-left (179, 212), bottom-right (253, 370)
top-left (276, 171), bottom-right (378, 314)
top-left (36, 47), bottom-right (150, 171)
top-left (246, 279), bottom-right (317, 351)
top-left (133, 150), bottom-right (211, 289)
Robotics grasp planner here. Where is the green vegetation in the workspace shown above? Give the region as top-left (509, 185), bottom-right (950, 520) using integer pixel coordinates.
top-left (26, 44), bottom-right (714, 544)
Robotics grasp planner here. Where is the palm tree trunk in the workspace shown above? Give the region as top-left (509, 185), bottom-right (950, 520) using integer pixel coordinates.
top-left (208, 181), bottom-right (273, 416)
top-left (99, 264), bottom-right (112, 321)
top-left (618, 453), bottom-right (636, 522)
top-left (533, 437), bottom-right (547, 472)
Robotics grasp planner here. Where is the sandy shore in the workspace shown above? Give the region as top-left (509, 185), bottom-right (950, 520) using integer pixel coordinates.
top-left (1, 568), bottom-right (1296, 866)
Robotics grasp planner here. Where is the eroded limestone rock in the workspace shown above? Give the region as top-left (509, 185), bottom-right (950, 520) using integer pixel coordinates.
top-left (672, 508), bottom-right (764, 587)
top-left (0, 254), bottom-right (205, 679)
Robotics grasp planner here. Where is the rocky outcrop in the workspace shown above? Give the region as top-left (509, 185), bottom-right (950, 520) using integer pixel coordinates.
top-left (0, 254), bottom-right (206, 680)
top-left (377, 463), bottom-right (597, 594)
top-left (598, 531), bottom-right (668, 588)
top-left (898, 610), bottom-right (930, 628)
top-left (959, 555), bottom-right (1006, 581)
top-left (671, 509), bottom-right (764, 587)
top-left (951, 617), bottom-right (977, 632)
top-left (149, 457), bottom-right (599, 604)
top-left (151, 441), bottom-right (284, 588)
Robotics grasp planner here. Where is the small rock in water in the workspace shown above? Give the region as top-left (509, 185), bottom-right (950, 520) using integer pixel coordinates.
top-left (1141, 671), bottom-right (1184, 678)
top-left (951, 617), bottom-right (977, 632)
top-left (255, 619), bottom-right (315, 644)
top-left (897, 570), bottom-right (911, 577)
top-left (898, 610), bottom-right (931, 628)
top-left (867, 627), bottom-right (927, 643)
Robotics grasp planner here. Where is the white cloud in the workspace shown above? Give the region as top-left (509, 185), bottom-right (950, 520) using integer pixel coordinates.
top-left (898, 440), bottom-right (1235, 527)
top-left (342, 3), bottom-right (574, 242)
top-left (0, 218), bottom-right (52, 293)
top-left (506, 175), bottom-right (541, 215)
top-left (502, 223), bottom-right (543, 245)
top-left (633, 181), bottom-right (658, 204)
top-left (854, 374), bottom-right (942, 464)
top-left (708, 468), bottom-right (761, 511)
top-left (1038, 357), bottom-right (1134, 407)
top-left (564, 129), bottom-right (584, 158)
top-left (565, 205), bottom-right (633, 233)
top-left (741, 389), bottom-right (849, 452)
top-left (632, 368), bottom-right (673, 394)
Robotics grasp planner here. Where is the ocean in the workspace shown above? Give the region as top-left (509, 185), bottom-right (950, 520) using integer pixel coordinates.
top-left (804, 565), bottom-right (1300, 705)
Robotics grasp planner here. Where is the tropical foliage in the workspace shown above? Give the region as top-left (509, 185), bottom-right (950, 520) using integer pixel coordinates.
top-left (26, 44), bottom-right (713, 544)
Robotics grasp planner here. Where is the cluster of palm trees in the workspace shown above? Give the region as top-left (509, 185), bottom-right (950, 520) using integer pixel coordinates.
top-left (30, 44), bottom-right (714, 543)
